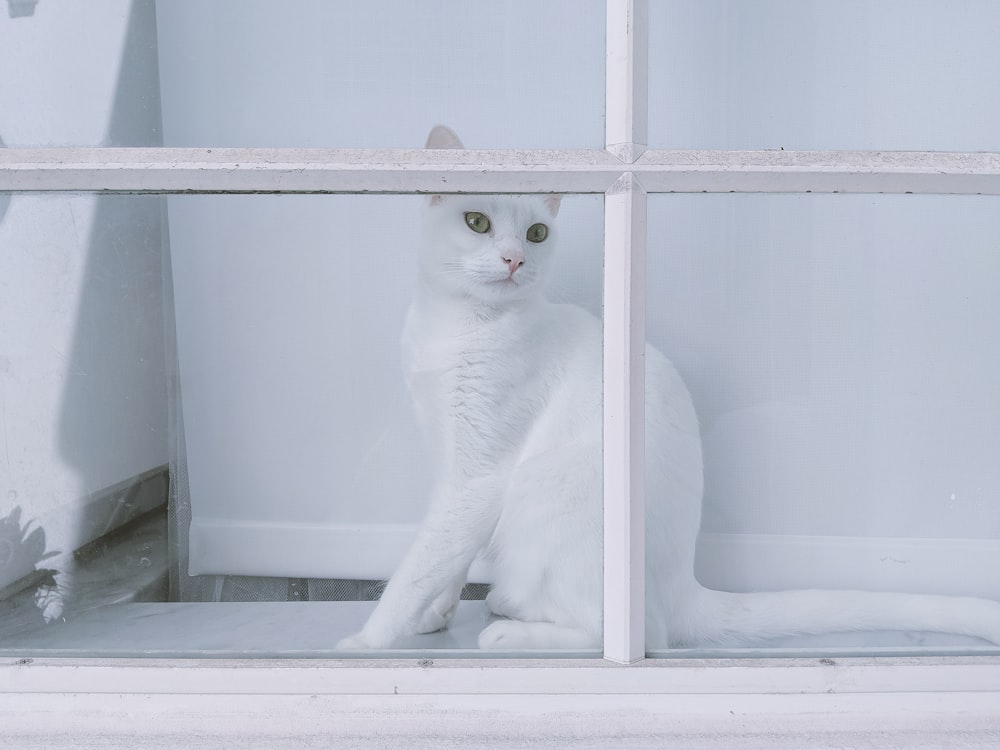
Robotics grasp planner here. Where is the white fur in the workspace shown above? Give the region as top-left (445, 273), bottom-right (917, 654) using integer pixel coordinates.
top-left (337, 127), bottom-right (1000, 651)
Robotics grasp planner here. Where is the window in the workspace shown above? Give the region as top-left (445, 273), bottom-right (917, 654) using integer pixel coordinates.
top-left (1, 0), bottom-right (999, 744)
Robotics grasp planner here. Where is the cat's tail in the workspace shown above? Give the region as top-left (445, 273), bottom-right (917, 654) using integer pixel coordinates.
top-left (673, 584), bottom-right (1000, 647)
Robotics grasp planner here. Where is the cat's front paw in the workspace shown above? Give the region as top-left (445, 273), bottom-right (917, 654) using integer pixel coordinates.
top-left (336, 632), bottom-right (374, 650)
top-left (415, 597), bottom-right (458, 634)
top-left (337, 629), bottom-right (397, 650)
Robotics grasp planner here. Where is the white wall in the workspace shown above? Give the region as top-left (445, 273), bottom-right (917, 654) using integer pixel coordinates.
top-left (650, 195), bottom-right (1000, 542)
top-left (645, 1), bottom-right (1000, 591)
top-left (0, 0), bottom-right (167, 587)
top-left (154, 0), bottom-right (605, 150)
top-left (649, 0), bottom-right (1000, 152)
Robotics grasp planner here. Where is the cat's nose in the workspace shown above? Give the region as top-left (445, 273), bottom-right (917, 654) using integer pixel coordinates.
top-left (501, 248), bottom-right (525, 274)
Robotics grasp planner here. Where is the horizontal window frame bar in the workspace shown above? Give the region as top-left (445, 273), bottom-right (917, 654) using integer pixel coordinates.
top-left (2, 148), bottom-right (1000, 194)
top-left (3, 656), bottom-right (1000, 695)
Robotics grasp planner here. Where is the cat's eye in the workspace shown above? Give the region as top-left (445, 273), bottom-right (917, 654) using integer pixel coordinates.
top-left (464, 211), bottom-right (491, 234)
top-left (526, 223), bottom-right (548, 243)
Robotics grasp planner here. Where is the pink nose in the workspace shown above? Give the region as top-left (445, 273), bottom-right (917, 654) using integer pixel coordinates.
top-left (502, 249), bottom-right (525, 274)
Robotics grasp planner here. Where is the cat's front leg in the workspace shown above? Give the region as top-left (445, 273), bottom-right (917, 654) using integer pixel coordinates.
top-left (336, 535), bottom-right (468, 650)
top-left (337, 479), bottom-right (501, 649)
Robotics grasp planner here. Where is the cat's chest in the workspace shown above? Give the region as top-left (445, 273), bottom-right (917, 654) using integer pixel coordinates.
top-left (402, 307), bottom-right (551, 447)
top-left (404, 322), bottom-right (535, 403)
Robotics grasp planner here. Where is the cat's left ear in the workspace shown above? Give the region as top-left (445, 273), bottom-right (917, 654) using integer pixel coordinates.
top-left (544, 194), bottom-right (562, 217)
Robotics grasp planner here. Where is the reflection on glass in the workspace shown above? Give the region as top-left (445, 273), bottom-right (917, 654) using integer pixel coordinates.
top-left (645, 194), bottom-right (1000, 654)
top-left (0, 180), bottom-right (604, 655)
top-left (649, 1), bottom-right (1000, 151)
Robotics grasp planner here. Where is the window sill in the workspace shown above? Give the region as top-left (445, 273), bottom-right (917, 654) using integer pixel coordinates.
top-left (2, 655), bottom-right (999, 748)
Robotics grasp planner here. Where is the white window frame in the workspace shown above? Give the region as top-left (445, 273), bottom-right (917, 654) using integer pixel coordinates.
top-left (2, 1), bottom-right (1000, 745)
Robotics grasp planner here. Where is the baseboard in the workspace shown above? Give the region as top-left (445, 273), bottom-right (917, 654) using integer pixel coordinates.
top-left (696, 532), bottom-right (1000, 598)
top-left (189, 518), bottom-right (1000, 600)
top-left (188, 519), bottom-right (493, 583)
top-left (72, 465), bottom-right (169, 554)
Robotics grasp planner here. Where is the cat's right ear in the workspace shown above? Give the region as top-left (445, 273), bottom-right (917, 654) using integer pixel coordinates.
top-left (425, 125), bottom-right (465, 150)
top-left (425, 126), bottom-right (465, 205)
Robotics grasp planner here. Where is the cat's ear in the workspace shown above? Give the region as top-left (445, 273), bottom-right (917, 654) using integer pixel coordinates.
top-left (425, 126), bottom-right (465, 205)
top-left (544, 194), bottom-right (562, 217)
top-left (425, 125), bottom-right (465, 150)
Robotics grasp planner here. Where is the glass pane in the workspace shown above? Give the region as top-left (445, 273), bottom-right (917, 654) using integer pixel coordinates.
top-left (649, 1), bottom-right (1000, 151)
top-left (155, 0), bottom-right (604, 149)
top-left (645, 194), bottom-right (1000, 655)
top-left (0, 188), bottom-right (603, 656)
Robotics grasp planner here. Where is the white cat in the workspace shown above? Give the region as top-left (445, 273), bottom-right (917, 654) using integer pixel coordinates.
top-left (338, 125), bottom-right (1000, 651)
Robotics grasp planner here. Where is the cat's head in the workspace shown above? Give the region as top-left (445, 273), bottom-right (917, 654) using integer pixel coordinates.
top-left (419, 125), bottom-right (561, 306)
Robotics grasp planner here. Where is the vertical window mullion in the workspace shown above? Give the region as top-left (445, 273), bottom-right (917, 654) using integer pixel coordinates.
top-left (603, 0), bottom-right (649, 664)
top-left (606, 0), bottom-right (648, 162)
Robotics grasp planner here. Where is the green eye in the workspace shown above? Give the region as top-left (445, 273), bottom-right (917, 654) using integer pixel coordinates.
top-left (464, 211), bottom-right (491, 234)
top-left (526, 223), bottom-right (548, 243)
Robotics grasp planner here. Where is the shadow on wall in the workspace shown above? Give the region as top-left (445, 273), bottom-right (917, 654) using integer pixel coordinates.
top-left (48, 0), bottom-right (169, 622)
top-left (58, 0), bottom-right (167, 495)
